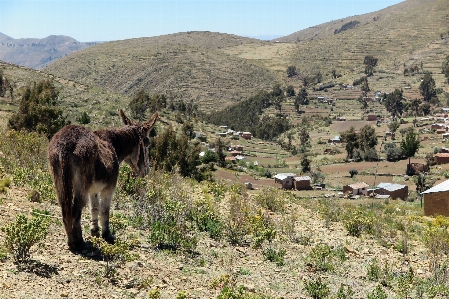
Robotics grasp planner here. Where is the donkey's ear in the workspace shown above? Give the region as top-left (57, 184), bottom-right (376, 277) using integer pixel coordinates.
top-left (119, 109), bottom-right (133, 126)
top-left (143, 112), bottom-right (158, 131)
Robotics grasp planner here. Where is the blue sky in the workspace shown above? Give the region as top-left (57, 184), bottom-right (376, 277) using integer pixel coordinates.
top-left (0, 0), bottom-right (403, 42)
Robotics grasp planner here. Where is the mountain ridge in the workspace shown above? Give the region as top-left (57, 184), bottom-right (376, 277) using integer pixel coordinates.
top-left (0, 33), bottom-right (100, 69)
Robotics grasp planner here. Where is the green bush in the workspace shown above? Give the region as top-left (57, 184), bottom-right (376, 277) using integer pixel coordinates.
top-left (190, 199), bottom-right (224, 240)
top-left (147, 198), bottom-right (198, 252)
top-left (342, 209), bottom-right (374, 237)
top-left (91, 237), bottom-right (138, 278)
top-left (366, 259), bottom-right (381, 281)
top-left (262, 247), bottom-right (286, 266)
top-left (303, 277), bottom-right (330, 299)
top-left (336, 284), bottom-right (354, 299)
top-left (306, 244), bottom-right (335, 272)
top-left (366, 285), bottom-right (387, 299)
top-left (2, 212), bottom-right (51, 264)
top-left (254, 187), bottom-right (285, 212)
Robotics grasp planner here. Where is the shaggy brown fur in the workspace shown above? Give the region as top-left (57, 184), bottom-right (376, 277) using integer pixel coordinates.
top-left (48, 110), bottom-right (158, 251)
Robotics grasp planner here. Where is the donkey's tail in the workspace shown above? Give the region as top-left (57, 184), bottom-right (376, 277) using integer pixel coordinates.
top-left (51, 152), bottom-right (73, 238)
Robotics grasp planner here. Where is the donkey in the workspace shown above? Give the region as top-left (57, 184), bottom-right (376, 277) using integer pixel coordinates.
top-left (48, 110), bottom-right (158, 251)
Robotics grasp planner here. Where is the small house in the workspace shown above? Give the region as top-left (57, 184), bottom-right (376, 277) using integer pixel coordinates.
top-left (343, 182), bottom-right (369, 196)
top-left (294, 176), bottom-right (312, 190)
top-left (328, 136), bottom-right (341, 144)
top-left (374, 183), bottom-right (408, 200)
top-left (273, 173), bottom-right (296, 190)
top-left (367, 115), bottom-right (377, 121)
top-left (241, 132), bottom-right (252, 140)
top-left (422, 179), bottom-right (449, 216)
top-left (435, 153), bottom-right (449, 165)
top-left (230, 150), bottom-right (243, 157)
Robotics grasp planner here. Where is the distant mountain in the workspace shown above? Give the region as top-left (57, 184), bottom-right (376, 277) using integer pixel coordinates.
top-left (0, 33), bottom-right (99, 69)
top-left (244, 35), bottom-right (283, 41)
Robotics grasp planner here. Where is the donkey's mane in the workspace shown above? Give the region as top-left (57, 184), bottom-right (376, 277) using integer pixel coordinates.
top-left (95, 126), bottom-right (142, 162)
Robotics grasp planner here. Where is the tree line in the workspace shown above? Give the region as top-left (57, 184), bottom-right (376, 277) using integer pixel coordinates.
top-left (200, 85), bottom-right (291, 141)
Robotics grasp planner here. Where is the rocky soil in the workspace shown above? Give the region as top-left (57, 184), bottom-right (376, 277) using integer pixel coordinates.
top-left (0, 185), bottom-right (438, 299)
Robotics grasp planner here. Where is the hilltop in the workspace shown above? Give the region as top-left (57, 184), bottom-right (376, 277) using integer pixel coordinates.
top-left (43, 32), bottom-right (275, 112)
top-left (40, 0), bottom-right (449, 114)
top-left (0, 32), bottom-right (99, 69)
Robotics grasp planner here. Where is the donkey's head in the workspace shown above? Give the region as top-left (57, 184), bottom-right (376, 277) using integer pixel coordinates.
top-left (120, 109), bottom-right (158, 177)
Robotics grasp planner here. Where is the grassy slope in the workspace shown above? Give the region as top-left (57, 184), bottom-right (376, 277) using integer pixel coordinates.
top-left (43, 32), bottom-right (276, 112)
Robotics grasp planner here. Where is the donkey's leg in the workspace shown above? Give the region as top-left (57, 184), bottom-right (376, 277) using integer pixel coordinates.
top-left (100, 188), bottom-right (115, 243)
top-left (89, 193), bottom-right (100, 237)
top-left (71, 191), bottom-right (88, 250)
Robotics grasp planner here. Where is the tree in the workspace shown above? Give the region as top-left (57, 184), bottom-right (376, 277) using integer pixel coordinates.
top-left (150, 125), bottom-right (201, 179)
top-left (442, 55), bottom-right (449, 84)
top-left (358, 125), bottom-right (377, 152)
top-left (300, 155), bottom-right (311, 173)
top-left (420, 103), bottom-right (431, 116)
top-left (214, 138), bottom-right (227, 167)
top-left (286, 65), bottom-right (297, 78)
top-left (0, 70), bottom-right (12, 98)
top-left (385, 143), bottom-right (403, 162)
top-left (341, 126), bottom-right (359, 159)
top-left (401, 129), bottom-right (421, 175)
top-left (414, 173), bottom-right (435, 193)
top-left (387, 121), bottom-right (400, 139)
top-left (349, 169), bottom-right (358, 178)
top-left (286, 85), bottom-right (295, 97)
top-left (310, 170), bottom-right (325, 184)
top-left (419, 73), bottom-right (437, 102)
top-left (384, 89), bottom-right (404, 120)
top-left (299, 127), bottom-right (310, 152)
top-left (129, 90), bottom-right (167, 120)
top-left (294, 88), bottom-right (308, 111)
top-left (360, 77), bottom-right (370, 95)
top-left (364, 55), bottom-right (378, 76)
top-left (410, 98), bottom-right (421, 121)
top-left (8, 80), bottom-right (66, 139)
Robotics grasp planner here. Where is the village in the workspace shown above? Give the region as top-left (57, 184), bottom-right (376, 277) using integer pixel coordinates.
top-left (196, 100), bottom-right (449, 219)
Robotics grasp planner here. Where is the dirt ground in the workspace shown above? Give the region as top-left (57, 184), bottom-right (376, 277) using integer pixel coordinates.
top-left (0, 184), bottom-right (435, 299)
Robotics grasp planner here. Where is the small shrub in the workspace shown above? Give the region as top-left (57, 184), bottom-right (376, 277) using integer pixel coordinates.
top-left (367, 259), bottom-right (381, 281)
top-left (342, 209), bottom-right (373, 237)
top-left (0, 176), bottom-right (10, 193)
top-left (306, 244), bottom-right (334, 272)
top-left (2, 213), bottom-right (51, 264)
top-left (190, 199), bottom-right (224, 240)
top-left (366, 285), bottom-right (387, 299)
top-left (303, 277), bottom-right (330, 299)
top-left (77, 111), bottom-right (91, 124)
top-left (262, 247), bottom-right (286, 266)
top-left (91, 237), bottom-right (139, 278)
top-left (148, 288), bottom-right (161, 299)
top-left (254, 187), bottom-right (285, 212)
top-left (336, 284), bottom-right (354, 299)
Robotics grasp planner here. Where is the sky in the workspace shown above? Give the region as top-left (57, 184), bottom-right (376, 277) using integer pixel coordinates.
top-left (0, 0), bottom-right (404, 42)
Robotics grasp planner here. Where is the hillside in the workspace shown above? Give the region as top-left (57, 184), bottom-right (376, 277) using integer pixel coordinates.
top-left (0, 60), bottom-right (130, 127)
top-left (0, 32), bottom-right (99, 69)
top-left (42, 0), bottom-right (449, 114)
top-left (43, 32), bottom-right (276, 112)
top-left (278, 0), bottom-right (449, 91)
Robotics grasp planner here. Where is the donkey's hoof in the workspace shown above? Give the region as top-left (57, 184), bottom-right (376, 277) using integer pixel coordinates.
top-left (102, 234), bottom-right (115, 244)
top-left (90, 228), bottom-right (100, 237)
top-left (68, 240), bottom-right (87, 252)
